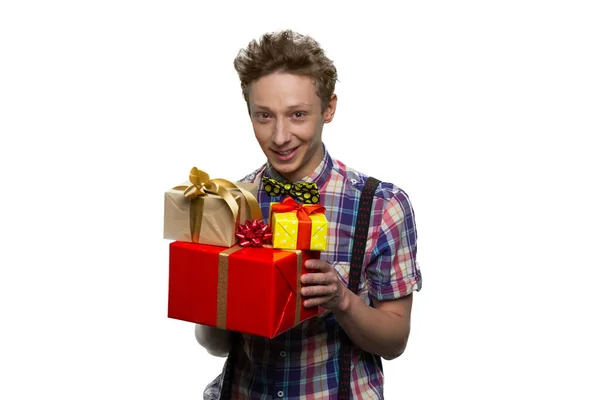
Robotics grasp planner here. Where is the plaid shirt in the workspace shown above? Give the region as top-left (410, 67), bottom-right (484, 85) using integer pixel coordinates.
top-left (204, 144), bottom-right (422, 399)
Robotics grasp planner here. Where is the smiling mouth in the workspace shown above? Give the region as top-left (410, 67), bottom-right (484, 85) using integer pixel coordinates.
top-left (273, 146), bottom-right (299, 156)
top-left (272, 146), bottom-right (300, 161)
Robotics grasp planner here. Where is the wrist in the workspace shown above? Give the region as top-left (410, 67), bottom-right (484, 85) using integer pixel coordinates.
top-left (334, 285), bottom-right (352, 314)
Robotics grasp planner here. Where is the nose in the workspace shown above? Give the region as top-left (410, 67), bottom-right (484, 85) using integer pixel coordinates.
top-left (272, 118), bottom-right (291, 146)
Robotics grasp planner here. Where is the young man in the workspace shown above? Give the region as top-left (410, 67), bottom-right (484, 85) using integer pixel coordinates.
top-left (196, 29), bottom-right (422, 399)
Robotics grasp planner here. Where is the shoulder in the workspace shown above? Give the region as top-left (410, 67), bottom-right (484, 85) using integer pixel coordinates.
top-left (238, 163), bottom-right (268, 183)
top-left (330, 157), bottom-right (413, 212)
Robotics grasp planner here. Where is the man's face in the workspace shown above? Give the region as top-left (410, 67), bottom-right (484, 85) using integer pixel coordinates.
top-left (248, 72), bottom-right (336, 182)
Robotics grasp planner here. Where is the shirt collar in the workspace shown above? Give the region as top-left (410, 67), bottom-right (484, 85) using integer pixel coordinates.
top-left (264, 143), bottom-right (332, 189)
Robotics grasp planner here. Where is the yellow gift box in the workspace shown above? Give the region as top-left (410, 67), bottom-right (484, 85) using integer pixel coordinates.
top-left (268, 196), bottom-right (328, 251)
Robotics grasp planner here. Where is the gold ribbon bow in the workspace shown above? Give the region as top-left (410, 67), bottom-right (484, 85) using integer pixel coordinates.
top-left (262, 177), bottom-right (320, 204)
top-left (172, 168), bottom-right (262, 243)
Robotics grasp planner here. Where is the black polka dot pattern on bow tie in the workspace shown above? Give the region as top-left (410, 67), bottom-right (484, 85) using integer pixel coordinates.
top-left (262, 177), bottom-right (320, 204)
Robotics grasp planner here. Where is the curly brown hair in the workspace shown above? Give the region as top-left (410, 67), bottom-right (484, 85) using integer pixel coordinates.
top-left (233, 29), bottom-right (338, 112)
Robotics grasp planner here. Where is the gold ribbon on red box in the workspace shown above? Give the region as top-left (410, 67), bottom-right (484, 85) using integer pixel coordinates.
top-left (214, 245), bottom-right (303, 329)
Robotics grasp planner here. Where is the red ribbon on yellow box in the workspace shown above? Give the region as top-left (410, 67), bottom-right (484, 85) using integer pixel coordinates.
top-left (269, 196), bottom-right (327, 250)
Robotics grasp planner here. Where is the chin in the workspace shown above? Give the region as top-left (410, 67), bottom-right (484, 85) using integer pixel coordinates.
top-left (265, 145), bottom-right (311, 180)
top-left (270, 162), bottom-right (299, 177)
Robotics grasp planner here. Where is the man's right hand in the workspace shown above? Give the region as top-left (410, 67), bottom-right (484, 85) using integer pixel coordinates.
top-left (194, 324), bottom-right (232, 357)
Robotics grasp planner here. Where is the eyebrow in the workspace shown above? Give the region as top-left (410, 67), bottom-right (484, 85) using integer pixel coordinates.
top-left (252, 103), bottom-right (312, 112)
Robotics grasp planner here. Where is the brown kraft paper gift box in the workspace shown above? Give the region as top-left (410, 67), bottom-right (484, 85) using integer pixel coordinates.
top-left (163, 167), bottom-right (262, 247)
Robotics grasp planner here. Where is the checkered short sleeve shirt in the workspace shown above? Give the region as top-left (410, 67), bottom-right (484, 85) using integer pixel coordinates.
top-left (204, 144), bottom-right (422, 399)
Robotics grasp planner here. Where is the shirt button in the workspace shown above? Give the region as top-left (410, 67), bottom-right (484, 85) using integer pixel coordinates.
top-left (277, 390), bottom-right (284, 397)
top-left (280, 351), bottom-right (286, 357)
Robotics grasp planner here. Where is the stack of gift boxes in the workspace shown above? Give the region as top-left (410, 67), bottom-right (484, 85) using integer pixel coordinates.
top-left (163, 167), bottom-right (328, 339)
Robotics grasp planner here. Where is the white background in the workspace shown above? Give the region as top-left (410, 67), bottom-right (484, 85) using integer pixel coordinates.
top-left (1, 1), bottom-right (599, 399)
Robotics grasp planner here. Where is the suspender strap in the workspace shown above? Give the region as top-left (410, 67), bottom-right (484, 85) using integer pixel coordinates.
top-left (337, 176), bottom-right (381, 399)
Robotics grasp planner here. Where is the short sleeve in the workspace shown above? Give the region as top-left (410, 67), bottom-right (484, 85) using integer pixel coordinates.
top-left (366, 188), bottom-right (422, 301)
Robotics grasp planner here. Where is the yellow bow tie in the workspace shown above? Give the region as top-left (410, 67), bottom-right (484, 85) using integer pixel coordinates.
top-left (262, 177), bottom-right (320, 204)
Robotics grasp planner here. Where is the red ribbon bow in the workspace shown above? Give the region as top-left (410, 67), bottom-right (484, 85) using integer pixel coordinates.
top-left (270, 196), bottom-right (326, 219)
top-left (236, 220), bottom-right (273, 247)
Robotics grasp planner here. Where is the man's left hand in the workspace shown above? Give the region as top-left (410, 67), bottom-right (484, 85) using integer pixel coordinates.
top-left (300, 259), bottom-right (350, 312)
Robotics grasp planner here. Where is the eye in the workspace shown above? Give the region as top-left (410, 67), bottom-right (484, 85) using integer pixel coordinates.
top-left (255, 112), bottom-right (270, 120)
top-left (292, 111), bottom-right (306, 119)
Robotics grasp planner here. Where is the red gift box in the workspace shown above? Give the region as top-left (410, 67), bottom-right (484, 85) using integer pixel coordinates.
top-left (168, 241), bottom-right (319, 338)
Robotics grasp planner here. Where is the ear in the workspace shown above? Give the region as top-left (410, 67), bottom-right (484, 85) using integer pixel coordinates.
top-left (323, 94), bottom-right (337, 123)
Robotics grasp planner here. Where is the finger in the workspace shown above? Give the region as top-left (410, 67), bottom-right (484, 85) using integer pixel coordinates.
top-left (304, 296), bottom-right (333, 308)
top-left (301, 284), bottom-right (337, 297)
top-left (301, 271), bottom-right (335, 285)
top-left (304, 260), bottom-right (331, 271)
